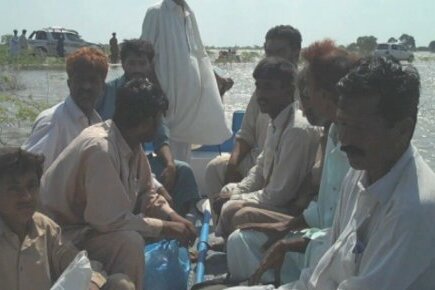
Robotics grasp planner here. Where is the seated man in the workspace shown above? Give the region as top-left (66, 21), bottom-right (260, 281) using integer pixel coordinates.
top-left (226, 40), bottom-right (357, 284)
top-left (40, 79), bottom-right (196, 290)
top-left (96, 39), bottom-right (199, 215)
top-left (205, 25), bottom-right (302, 196)
top-left (212, 57), bottom-right (322, 238)
top-left (23, 47), bottom-right (107, 171)
top-left (0, 147), bottom-right (135, 290)
top-left (227, 57), bottom-right (435, 290)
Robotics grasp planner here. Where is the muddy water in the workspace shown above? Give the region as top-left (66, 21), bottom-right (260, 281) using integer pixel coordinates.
top-left (2, 53), bottom-right (435, 169)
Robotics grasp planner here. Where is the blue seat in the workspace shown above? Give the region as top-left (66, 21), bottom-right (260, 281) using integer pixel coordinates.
top-left (193, 110), bottom-right (245, 153)
top-left (143, 110), bottom-right (245, 153)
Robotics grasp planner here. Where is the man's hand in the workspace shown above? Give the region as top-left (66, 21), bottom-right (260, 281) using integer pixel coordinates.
top-left (238, 220), bottom-right (292, 250)
top-left (160, 164), bottom-right (176, 192)
top-left (224, 164), bottom-right (243, 184)
top-left (248, 240), bottom-right (289, 286)
top-left (162, 220), bottom-right (197, 246)
top-left (211, 191), bottom-right (232, 217)
top-left (157, 187), bottom-right (174, 207)
top-left (88, 282), bottom-right (100, 290)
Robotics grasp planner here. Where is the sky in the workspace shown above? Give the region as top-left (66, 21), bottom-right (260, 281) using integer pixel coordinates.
top-left (1, 0), bottom-right (434, 47)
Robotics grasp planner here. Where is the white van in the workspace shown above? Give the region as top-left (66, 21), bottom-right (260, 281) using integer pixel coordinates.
top-left (374, 43), bottom-right (414, 62)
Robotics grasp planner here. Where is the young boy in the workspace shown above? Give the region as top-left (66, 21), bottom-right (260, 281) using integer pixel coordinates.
top-left (0, 147), bottom-right (134, 290)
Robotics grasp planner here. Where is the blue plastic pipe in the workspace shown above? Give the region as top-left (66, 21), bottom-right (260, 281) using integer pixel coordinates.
top-left (195, 209), bottom-right (211, 283)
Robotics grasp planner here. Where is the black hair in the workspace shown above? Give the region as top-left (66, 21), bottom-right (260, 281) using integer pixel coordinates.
top-left (113, 78), bottom-right (168, 130)
top-left (120, 39), bottom-right (155, 63)
top-left (0, 147), bottom-right (44, 181)
top-left (337, 56), bottom-right (420, 128)
top-left (253, 57), bottom-right (297, 89)
top-left (265, 25), bottom-right (302, 51)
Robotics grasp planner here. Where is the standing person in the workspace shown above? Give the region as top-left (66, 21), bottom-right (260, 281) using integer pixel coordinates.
top-left (9, 29), bottom-right (20, 57)
top-left (97, 39), bottom-right (199, 215)
top-left (205, 25), bottom-right (302, 197)
top-left (141, 0), bottom-right (232, 162)
top-left (57, 34), bottom-right (65, 57)
top-left (22, 47), bottom-right (107, 171)
top-left (19, 29), bottom-right (28, 53)
top-left (109, 32), bottom-right (119, 64)
top-left (40, 79), bottom-right (197, 290)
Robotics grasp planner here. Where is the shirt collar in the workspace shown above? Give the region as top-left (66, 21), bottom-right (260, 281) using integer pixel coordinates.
top-left (107, 120), bottom-right (141, 159)
top-left (65, 96), bottom-right (102, 125)
top-left (358, 145), bottom-right (414, 205)
top-left (0, 214), bottom-right (44, 240)
top-left (271, 103), bottom-right (294, 130)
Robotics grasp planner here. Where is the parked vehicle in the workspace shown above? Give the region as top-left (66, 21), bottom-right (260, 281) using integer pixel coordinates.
top-left (374, 43), bottom-right (414, 62)
top-left (28, 27), bottom-right (102, 57)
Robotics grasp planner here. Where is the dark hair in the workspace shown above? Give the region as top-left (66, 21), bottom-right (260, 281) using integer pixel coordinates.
top-left (337, 56), bottom-right (420, 128)
top-left (22, 29), bottom-right (27, 34)
top-left (0, 147), bottom-right (44, 181)
top-left (113, 78), bottom-right (168, 130)
top-left (120, 39), bottom-right (155, 63)
top-left (66, 47), bottom-right (108, 79)
top-left (253, 57), bottom-right (297, 89)
top-left (265, 25), bottom-right (302, 51)
top-left (302, 39), bottom-right (359, 100)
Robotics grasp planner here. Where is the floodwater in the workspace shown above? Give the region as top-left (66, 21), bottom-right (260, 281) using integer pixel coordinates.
top-left (2, 53), bottom-right (435, 169)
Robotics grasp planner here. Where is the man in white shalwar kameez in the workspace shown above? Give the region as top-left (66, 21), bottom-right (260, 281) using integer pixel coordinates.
top-left (225, 57), bottom-right (435, 290)
top-left (141, 0), bottom-right (231, 162)
top-left (22, 48), bottom-right (108, 171)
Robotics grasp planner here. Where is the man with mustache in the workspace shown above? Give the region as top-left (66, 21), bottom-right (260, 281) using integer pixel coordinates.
top-left (227, 57), bottom-right (435, 290)
top-left (23, 47), bottom-right (107, 171)
top-left (212, 57), bottom-right (322, 238)
top-left (0, 147), bottom-right (135, 290)
top-left (96, 39), bottom-right (199, 215)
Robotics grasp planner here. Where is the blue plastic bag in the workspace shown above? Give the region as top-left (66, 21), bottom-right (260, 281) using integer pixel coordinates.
top-left (144, 240), bottom-right (191, 290)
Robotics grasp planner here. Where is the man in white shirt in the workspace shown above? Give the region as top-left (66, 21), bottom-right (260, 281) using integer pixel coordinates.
top-left (22, 47), bottom-right (107, 170)
top-left (205, 25), bottom-right (302, 197)
top-left (9, 29), bottom-right (20, 57)
top-left (41, 79), bottom-right (196, 290)
top-left (141, 0), bottom-right (232, 162)
top-left (226, 57), bottom-right (435, 290)
top-left (212, 57), bottom-right (321, 238)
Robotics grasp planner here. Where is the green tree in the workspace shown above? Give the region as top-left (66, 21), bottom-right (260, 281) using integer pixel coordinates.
top-left (429, 41), bottom-right (435, 53)
top-left (399, 34), bottom-right (416, 51)
top-left (346, 42), bottom-right (358, 52)
top-left (356, 36), bottom-right (377, 55)
top-left (388, 37), bottom-right (397, 43)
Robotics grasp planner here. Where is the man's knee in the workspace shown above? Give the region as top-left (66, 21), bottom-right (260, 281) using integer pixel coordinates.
top-left (103, 273), bottom-right (135, 290)
top-left (105, 231), bottom-right (145, 258)
top-left (232, 207), bottom-right (257, 227)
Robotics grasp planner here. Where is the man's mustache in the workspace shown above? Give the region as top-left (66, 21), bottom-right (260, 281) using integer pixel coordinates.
top-left (341, 145), bottom-right (365, 156)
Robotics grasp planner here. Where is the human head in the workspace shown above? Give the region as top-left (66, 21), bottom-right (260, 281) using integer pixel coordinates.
top-left (301, 39), bottom-right (359, 126)
top-left (264, 25), bottom-right (302, 65)
top-left (120, 39), bottom-right (155, 81)
top-left (22, 29), bottom-right (27, 35)
top-left (66, 47), bottom-right (108, 117)
top-left (113, 78), bottom-right (169, 144)
top-left (112, 32), bottom-right (116, 36)
top-left (253, 57), bottom-right (296, 119)
top-left (0, 148), bottom-right (44, 227)
top-left (13, 29), bottom-right (18, 36)
top-left (336, 56), bottom-right (420, 180)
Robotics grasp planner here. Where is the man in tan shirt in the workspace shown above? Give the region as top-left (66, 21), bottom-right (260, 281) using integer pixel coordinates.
top-left (40, 79), bottom-right (196, 289)
top-left (0, 147), bottom-right (134, 290)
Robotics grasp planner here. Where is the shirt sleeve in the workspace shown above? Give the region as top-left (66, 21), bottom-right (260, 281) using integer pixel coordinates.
top-left (83, 145), bottom-right (164, 238)
top-left (302, 201), bottom-right (321, 229)
top-left (141, 7), bottom-right (159, 44)
top-left (152, 119), bottom-right (170, 151)
top-left (236, 93), bottom-right (259, 148)
top-left (22, 116), bottom-right (58, 171)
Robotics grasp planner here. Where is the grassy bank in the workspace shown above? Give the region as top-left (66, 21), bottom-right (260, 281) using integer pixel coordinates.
top-left (0, 44), bottom-right (65, 70)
